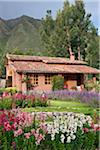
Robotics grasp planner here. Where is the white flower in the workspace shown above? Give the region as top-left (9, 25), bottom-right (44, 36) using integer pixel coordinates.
top-left (78, 121), bottom-right (83, 128)
top-left (51, 133), bottom-right (55, 141)
top-left (71, 134), bottom-right (76, 140)
top-left (66, 129), bottom-right (70, 134)
top-left (67, 136), bottom-right (71, 143)
top-left (60, 134), bottom-right (65, 143)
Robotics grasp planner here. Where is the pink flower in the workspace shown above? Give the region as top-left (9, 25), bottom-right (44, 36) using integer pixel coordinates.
top-left (12, 141), bottom-right (16, 147)
top-left (16, 112), bottom-right (33, 128)
top-left (34, 133), bottom-right (39, 139)
top-left (14, 129), bottom-right (23, 137)
top-left (93, 124), bottom-right (100, 131)
top-left (83, 128), bottom-right (89, 133)
top-left (4, 121), bottom-right (12, 131)
top-left (3, 92), bottom-right (9, 97)
top-left (12, 122), bottom-right (17, 130)
top-left (36, 134), bottom-right (44, 145)
top-left (95, 127), bottom-right (100, 131)
top-left (91, 122), bottom-right (95, 129)
top-left (24, 132), bottom-right (31, 139)
top-left (40, 123), bottom-right (48, 134)
top-left (38, 113), bottom-right (46, 122)
top-left (31, 129), bottom-right (35, 135)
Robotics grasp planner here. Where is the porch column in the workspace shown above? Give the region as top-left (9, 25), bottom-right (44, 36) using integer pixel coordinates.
top-left (93, 74), bottom-right (96, 83)
top-left (12, 71), bottom-right (16, 87)
top-left (16, 73), bottom-right (22, 91)
top-left (22, 74), bottom-right (27, 93)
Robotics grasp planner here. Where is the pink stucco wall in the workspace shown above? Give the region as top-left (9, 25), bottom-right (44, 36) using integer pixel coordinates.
top-left (15, 73), bottom-right (22, 91)
top-left (22, 74), bottom-right (27, 93)
top-left (33, 74), bottom-right (52, 92)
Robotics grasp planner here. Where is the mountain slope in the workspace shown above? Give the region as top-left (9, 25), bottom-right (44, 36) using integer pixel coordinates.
top-left (0, 15), bottom-right (44, 53)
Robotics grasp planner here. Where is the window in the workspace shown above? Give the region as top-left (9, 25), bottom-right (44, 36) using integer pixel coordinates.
top-left (33, 74), bottom-right (38, 85)
top-left (45, 74), bottom-right (51, 84)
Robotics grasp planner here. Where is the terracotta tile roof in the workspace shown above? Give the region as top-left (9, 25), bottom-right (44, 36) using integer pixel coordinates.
top-left (6, 54), bottom-right (100, 74)
top-left (6, 53), bottom-right (87, 65)
top-left (10, 61), bottom-right (100, 74)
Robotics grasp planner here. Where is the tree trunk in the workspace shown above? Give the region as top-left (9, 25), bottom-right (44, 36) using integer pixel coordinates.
top-left (68, 45), bottom-right (73, 55)
top-left (78, 46), bottom-right (81, 60)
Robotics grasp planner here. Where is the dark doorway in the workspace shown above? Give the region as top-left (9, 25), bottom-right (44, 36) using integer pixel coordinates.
top-left (77, 74), bottom-right (83, 86)
top-left (6, 76), bottom-right (12, 87)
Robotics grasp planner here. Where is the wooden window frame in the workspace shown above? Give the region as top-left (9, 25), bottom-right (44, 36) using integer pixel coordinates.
top-left (31, 74), bottom-right (38, 85)
top-left (45, 74), bottom-right (51, 84)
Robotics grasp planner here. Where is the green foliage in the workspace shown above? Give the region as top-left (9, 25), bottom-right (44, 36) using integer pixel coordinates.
top-left (82, 131), bottom-right (96, 150)
top-left (0, 88), bottom-right (5, 95)
top-left (0, 87), bottom-right (17, 95)
top-left (85, 80), bottom-right (100, 92)
top-left (40, 10), bottom-right (55, 56)
top-left (15, 99), bottom-right (23, 108)
top-left (40, 0), bottom-right (99, 68)
top-left (2, 130), bottom-right (97, 150)
top-left (27, 99), bottom-right (35, 107)
top-left (5, 87), bottom-right (17, 94)
top-left (0, 98), bottom-right (12, 109)
top-left (52, 75), bottom-right (64, 91)
top-left (35, 98), bottom-right (48, 107)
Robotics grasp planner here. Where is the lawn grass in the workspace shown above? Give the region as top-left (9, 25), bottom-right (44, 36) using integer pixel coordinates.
top-left (23, 100), bottom-right (97, 116)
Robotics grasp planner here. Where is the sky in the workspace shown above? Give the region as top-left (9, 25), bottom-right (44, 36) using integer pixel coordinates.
top-left (0, 0), bottom-right (100, 34)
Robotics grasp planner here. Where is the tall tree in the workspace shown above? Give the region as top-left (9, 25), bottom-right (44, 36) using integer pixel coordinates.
top-left (40, 10), bottom-right (55, 56)
top-left (40, 0), bottom-right (99, 67)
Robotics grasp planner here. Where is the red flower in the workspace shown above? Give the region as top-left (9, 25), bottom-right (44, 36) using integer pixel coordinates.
top-left (12, 141), bottom-right (16, 147)
top-left (91, 122), bottom-right (95, 129)
top-left (83, 127), bottom-right (89, 133)
top-left (4, 121), bottom-right (12, 131)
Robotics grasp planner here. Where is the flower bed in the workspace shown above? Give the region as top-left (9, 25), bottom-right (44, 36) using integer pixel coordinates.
top-left (0, 90), bottom-right (99, 109)
top-left (46, 90), bottom-right (100, 108)
top-left (0, 92), bottom-right (48, 109)
top-left (0, 110), bottom-right (99, 150)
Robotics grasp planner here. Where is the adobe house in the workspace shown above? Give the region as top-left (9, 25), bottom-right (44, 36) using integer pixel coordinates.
top-left (5, 53), bottom-right (99, 93)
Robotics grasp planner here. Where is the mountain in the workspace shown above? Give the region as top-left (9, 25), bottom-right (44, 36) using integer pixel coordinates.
top-left (0, 15), bottom-right (46, 76)
top-left (0, 15), bottom-right (44, 55)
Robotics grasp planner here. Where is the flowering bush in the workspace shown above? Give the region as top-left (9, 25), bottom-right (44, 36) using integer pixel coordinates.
top-left (46, 90), bottom-right (99, 108)
top-left (0, 92), bottom-right (49, 109)
top-left (36, 93), bottom-right (48, 107)
top-left (0, 110), bottom-right (99, 150)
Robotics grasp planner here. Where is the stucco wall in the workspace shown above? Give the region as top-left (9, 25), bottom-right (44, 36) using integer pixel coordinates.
top-left (15, 73), bottom-right (22, 91)
top-left (34, 74), bottom-right (52, 92)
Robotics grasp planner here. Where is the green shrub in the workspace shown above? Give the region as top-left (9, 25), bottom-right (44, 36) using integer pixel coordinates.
top-left (27, 99), bottom-right (35, 107)
top-left (85, 80), bottom-right (100, 92)
top-left (0, 88), bottom-right (5, 95)
top-left (22, 100), bottom-right (28, 108)
top-left (5, 87), bottom-right (17, 95)
top-left (0, 98), bottom-right (12, 109)
top-left (35, 98), bottom-right (48, 107)
top-left (0, 87), bottom-right (17, 96)
top-left (52, 75), bottom-right (64, 91)
top-left (15, 99), bottom-right (22, 108)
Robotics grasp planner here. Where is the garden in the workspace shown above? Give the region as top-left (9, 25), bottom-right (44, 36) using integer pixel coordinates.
top-left (0, 86), bottom-right (100, 150)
